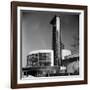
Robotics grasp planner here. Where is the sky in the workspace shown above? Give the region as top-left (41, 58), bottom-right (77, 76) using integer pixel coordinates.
top-left (21, 10), bottom-right (79, 67)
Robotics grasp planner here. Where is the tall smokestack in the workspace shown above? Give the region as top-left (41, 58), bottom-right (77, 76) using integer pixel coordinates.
top-left (56, 16), bottom-right (62, 66)
top-left (50, 16), bottom-right (62, 66)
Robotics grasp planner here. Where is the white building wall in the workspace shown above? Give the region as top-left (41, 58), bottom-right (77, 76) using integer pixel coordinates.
top-left (28, 49), bottom-right (54, 66)
top-left (62, 49), bottom-right (71, 59)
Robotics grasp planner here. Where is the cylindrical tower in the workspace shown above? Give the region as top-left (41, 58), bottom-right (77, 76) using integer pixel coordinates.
top-left (50, 16), bottom-right (62, 66)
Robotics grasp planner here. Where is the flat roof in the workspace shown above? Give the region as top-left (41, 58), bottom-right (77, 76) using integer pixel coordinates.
top-left (28, 49), bottom-right (53, 55)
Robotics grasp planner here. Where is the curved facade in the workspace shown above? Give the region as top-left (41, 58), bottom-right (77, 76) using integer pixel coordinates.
top-left (62, 49), bottom-right (71, 59)
top-left (27, 50), bottom-right (54, 67)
